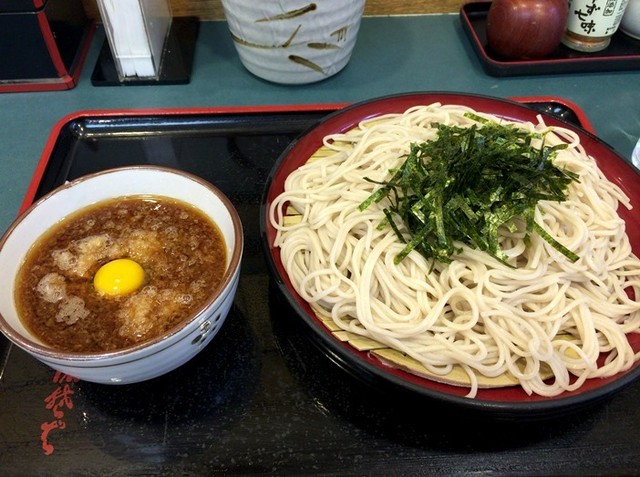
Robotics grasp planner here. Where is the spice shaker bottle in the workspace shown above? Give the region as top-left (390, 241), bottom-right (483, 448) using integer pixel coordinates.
top-left (562, 0), bottom-right (630, 52)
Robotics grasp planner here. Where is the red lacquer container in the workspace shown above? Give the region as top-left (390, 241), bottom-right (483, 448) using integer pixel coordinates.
top-left (0, 0), bottom-right (94, 93)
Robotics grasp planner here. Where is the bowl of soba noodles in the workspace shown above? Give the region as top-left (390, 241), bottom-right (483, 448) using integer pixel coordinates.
top-left (0, 166), bottom-right (243, 384)
top-left (261, 92), bottom-right (640, 416)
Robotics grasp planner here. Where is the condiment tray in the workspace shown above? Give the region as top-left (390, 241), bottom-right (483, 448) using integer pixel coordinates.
top-left (460, 1), bottom-right (640, 77)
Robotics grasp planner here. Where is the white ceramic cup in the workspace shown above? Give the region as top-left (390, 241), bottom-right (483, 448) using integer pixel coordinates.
top-left (220, 0), bottom-right (365, 84)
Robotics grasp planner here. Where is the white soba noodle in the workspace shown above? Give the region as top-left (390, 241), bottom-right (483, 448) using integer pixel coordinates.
top-left (269, 103), bottom-right (640, 398)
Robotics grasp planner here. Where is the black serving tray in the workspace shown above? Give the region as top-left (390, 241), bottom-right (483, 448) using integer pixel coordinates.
top-left (460, 1), bottom-right (640, 77)
top-left (4, 100), bottom-right (640, 476)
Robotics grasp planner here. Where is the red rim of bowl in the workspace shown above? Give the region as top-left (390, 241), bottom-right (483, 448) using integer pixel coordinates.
top-left (260, 91), bottom-right (640, 414)
top-left (0, 165), bottom-right (244, 362)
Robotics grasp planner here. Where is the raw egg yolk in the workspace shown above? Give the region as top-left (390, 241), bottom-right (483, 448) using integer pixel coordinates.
top-left (94, 258), bottom-right (145, 296)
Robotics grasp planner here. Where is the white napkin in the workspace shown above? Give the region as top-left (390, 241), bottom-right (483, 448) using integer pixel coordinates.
top-left (98, 0), bottom-right (172, 78)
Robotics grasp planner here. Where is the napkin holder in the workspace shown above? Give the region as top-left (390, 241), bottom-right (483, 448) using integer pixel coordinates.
top-left (91, 0), bottom-right (198, 86)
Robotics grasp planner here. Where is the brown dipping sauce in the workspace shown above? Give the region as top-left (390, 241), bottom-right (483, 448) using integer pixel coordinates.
top-left (15, 196), bottom-right (227, 353)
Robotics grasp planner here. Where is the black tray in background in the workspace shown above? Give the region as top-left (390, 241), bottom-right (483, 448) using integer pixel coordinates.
top-left (460, 1), bottom-right (640, 77)
top-left (4, 100), bottom-right (640, 476)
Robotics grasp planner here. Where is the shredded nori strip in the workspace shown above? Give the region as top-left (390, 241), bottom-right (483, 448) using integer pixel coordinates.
top-left (358, 115), bottom-right (580, 266)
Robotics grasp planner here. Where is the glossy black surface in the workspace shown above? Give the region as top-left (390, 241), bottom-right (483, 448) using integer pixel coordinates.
top-left (2, 105), bottom-right (640, 475)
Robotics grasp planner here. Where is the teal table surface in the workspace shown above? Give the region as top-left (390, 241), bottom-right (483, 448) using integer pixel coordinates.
top-left (0, 15), bottom-right (639, 234)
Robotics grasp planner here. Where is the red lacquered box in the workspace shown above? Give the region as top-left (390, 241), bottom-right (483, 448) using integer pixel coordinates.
top-left (0, 0), bottom-right (94, 93)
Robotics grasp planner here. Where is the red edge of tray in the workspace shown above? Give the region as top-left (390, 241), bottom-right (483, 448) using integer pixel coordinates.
top-left (19, 102), bottom-right (348, 213)
top-left (21, 96), bottom-right (594, 213)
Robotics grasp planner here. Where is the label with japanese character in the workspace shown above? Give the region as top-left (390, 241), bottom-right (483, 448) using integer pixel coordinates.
top-left (40, 371), bottom-right (79, 455)
top-left (567, 0), bottom-right (630, 37)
